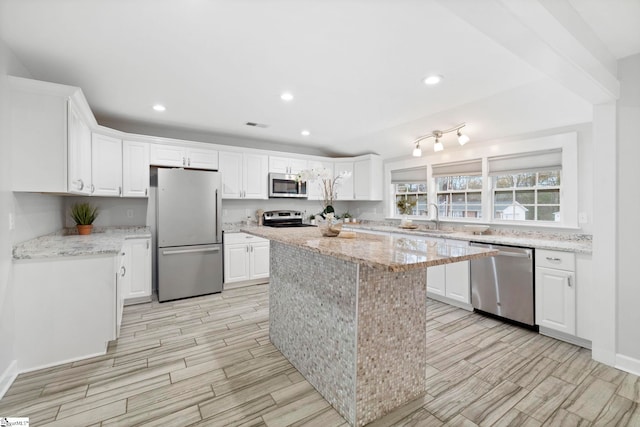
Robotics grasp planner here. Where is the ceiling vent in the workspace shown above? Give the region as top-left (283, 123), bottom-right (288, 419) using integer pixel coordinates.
top-left (245, 122), bottom-right (268, 128)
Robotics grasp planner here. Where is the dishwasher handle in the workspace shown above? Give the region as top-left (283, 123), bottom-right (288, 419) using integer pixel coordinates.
top-left (470, 242), bottom-right (532, 259)
top-left (497, 250), bottom-right (531, 259)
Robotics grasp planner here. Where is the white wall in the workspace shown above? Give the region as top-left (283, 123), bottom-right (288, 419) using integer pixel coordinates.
top-left (63, 196), bottom-right (149, 228)
top-left (616, 53), bottom-right (640, 367)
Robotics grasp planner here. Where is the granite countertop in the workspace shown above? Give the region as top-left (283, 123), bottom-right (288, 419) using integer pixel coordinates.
top-left (240, 226), bottom-right (498, 272)
top-left (343, 224), bottom-right (593, 254)
top-left (13, 226), bottom-right (152, 260)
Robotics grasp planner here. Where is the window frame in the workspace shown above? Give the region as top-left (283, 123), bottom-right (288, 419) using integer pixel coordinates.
top-left (491, 170), bottom-right (562, 223)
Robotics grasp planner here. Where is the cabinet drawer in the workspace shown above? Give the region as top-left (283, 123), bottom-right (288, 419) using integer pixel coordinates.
top-left (224, 232), bottom-right (267, 245)
top-left (536, 249), bottom-right (575, 270)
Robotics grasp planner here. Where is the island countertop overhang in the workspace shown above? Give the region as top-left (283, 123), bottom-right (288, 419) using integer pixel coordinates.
top-left (240, 226), bottom-right (498, 272)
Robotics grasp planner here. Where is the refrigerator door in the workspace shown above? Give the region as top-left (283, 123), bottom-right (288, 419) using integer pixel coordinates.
top-left (158, 243), bottom-right (223, 302)
top-left (158, 168), bottom-right (221, 247)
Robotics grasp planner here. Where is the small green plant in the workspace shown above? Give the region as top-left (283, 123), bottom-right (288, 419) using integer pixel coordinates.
top-left (70, 203), bottom-right (99, 225)
top-left (342, 211), bottom-right (352, 219)
top-left (396, 198), bottom-right (416, 215)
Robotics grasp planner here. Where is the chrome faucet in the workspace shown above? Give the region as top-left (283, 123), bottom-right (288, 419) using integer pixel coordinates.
top-left (428, 203), bottom-right (440, 230)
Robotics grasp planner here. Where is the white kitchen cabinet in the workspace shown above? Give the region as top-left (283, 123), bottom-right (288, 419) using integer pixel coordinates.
top-left (269, 155), bottom-right (308, 174)
top-left (121, 238), bottom-right (152, 304)
top-left (333, 161), bottom-right (354, 200)
top-left (353, 155), bottom-right (383, 200)
top-left (115, 251), bottom-right (125, 338)
top-left (307, 160), bottom-right (334, 201)
top-left (224, 233), bottom-right (270, 284)
top-left (535, 249), bottom-right (576, 335)
top-left (426, 264), bottom-right (446, 297)
top-left (150, 143), bottom-right (219, 170)
top-left (575, 254), bottom-right (593, 341)
top-left (122, 140), bottom-right (150, 197)
top-left (426, 239), bottom-right (471, 306)
top-left (91, 132), bottom-right (123, 196)
top-left (67, 100), bottom-right (93, 195)
top-left (219, 151), bottom-right (268, 199)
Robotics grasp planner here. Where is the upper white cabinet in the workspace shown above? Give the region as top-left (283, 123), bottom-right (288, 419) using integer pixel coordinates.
top-left (307, 160), bottom-right (334, 201)
top-left (535, 249), bottom-right (576, 335)
top-left (219, 151), bottom-right (268, 199)
top-left (354, 155), bottom-right (383, 200)
top-left (91, 132), bottom-right (122, 197)
top-left (333, 161), bottom-right (354, 200)
top-left (122, 140), bottom-right (150, 198)
top-left (269, 156), bottom-right (308, 174)
top-left (68, 101), bottom-right (93, 195)
top-left (150, 143), bottom-right (219, 170)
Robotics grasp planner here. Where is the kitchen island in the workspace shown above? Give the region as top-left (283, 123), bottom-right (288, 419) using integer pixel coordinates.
top-left (242, 226), bottom-right (497, 426)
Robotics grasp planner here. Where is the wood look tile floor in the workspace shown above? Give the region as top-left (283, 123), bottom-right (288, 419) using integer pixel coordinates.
top-left (2, 283), bottom-right (639, 426)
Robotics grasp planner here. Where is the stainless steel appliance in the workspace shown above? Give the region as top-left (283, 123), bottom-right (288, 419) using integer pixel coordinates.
top-left (469, 242), bottom-right (535, 326)
top-left (268, 173), bottom-right (308, 198)
top-left (157, 168), bottom-right (223, 302)
top-left (263, 210), bottom-right (315, 227)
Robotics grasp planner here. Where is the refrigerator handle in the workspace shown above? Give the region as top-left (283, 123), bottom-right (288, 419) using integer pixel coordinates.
top-left (216, 188), bottom-right (222, 243)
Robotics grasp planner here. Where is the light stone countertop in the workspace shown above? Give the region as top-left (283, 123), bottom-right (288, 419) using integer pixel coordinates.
top-left (240, 226), bottom-right (498, 272)
top-left (13, 226), bottom-right (152, 260)
top-left (343, 224), bottom-right (592, 254)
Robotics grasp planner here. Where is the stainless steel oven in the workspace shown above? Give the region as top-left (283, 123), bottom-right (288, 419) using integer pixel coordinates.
top-left (268, 173), bottom-right (307, 198)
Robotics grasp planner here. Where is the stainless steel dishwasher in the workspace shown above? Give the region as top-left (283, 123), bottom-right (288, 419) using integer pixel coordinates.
top-left (469, 242), bottom-right (535, 327)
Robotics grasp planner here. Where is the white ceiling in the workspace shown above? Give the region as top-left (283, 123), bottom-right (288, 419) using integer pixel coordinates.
top-left (1, 0), bottom-right (637, 158)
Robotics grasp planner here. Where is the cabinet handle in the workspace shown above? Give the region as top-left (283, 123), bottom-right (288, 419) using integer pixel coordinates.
top-left (251, 246), bottom-right (254, 253)
top-left (145, 188), bottom-right (148, 196)
top-left (246, 246), bottom-right (249, 253)
top-left (182, 157), bottom-right (186, 166)
top-left (118, 186), bottom-right (122, 196)
top-left (546, 257), bottom-right (562, 262)
top-left (77, 179), bottom-right (84, 190)
top-left (91, 184), bottom-right (95, 194)
top-left (120, 266), bottom-right (126, 277)
top-left (146, 240), bottom-right (149, 249)
top-left (567, 276), bottom-right (572, 287)
top-left (188, 158), bottom-right (191, 166)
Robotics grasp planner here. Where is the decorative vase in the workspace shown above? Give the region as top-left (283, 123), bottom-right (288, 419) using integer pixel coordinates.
top-left (400, 216), bottom-right (412, 227)
top-left (77, 224), bottom-right (93, 235)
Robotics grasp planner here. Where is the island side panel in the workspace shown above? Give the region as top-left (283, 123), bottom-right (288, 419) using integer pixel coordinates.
top-left (355, 266), bottom-right (427, 426)
top-left (269, 241), bottom-right (359, 424)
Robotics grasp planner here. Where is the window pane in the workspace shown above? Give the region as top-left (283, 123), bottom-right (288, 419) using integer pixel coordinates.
top-left (524, 207), bottom-right (535, 220)
top-left (437, 194), bottom-right (450, 205)
top-left (405, 184), bottom-right (418, 192)
top-left (451, 176), bottom-right (468, 190)
top-left (417, 183), bottom-right (427, 192)
top-left (467, 192), bottom-right (481, 203)
top-left (452, 194), bottom-right (465, 203)
top-left (538, 171), bottom-right (561, 186)
top-left (515, 190), bottom-right (535, 204)
top-left (437, 178), bottom-right (449, 191)
top-left (537, 206), bottom-right (560, 221)
top-left (494, 176), bottom-right (513, 189)
top-left (396, 184), bottom-right (407, 193)
top-left (494, 205), bottom-right (509, 219)
top-left (515, 173), bottom-right (536, 188)
top-left (538, 189), bottom-right (560, 204)
top-left (468, 176), bottom-right (483, 190)
top-left (494, 191), bottom-right (513, 204)
top-left (466, 205), bottom-right (482, 218)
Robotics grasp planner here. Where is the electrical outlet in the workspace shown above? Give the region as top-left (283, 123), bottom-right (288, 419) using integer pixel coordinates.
top-left (8, 213), bottom-right (15, 230)
top-left (126, 209), bottom-right (134, 219)
top-left (578, 212), bottom-right (588, 224)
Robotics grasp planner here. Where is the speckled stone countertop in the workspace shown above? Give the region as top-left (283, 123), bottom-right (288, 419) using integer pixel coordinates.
top-left (241, 226), bottom-right (497, 272)
top-left (13, 226), bottom-right (152, 260)
top-left (342, 224), bottom-right (592, 254)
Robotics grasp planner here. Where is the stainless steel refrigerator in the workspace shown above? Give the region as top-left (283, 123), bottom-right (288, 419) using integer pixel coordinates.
top-left (157, 168), bottom-right (223, 302)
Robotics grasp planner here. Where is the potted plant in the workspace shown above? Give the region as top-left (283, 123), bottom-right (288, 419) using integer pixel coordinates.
top-left (396, 198), bottom-right (416, 226)
top-left (342, 211), bottom-right (353, 223)
top-left (70, 202), bottom-right (99, 235)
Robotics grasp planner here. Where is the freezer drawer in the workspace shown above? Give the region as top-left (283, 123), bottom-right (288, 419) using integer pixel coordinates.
top-left (158, 244), bottom-right (223, 302)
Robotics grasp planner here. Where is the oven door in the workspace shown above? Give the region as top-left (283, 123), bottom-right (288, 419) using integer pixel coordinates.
top-left (269, 173), bottom-right (308, 198)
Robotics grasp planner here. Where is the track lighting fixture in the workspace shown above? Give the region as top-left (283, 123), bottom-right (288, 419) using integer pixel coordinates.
top-left (410, 123), bottom-right (470, 156)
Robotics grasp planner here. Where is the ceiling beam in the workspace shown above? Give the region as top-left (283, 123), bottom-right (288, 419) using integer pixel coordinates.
top-left (436, 0), bottom-right (620, 104)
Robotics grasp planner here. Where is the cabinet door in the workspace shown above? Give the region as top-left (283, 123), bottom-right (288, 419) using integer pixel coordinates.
top-left (92, 133), bottom-right (123, 196)
top-left (307, 160), bottom-right (333, 201)
top-left (427, 265), bottom-right (446, 296)
top-left (269, 156), bottom-right (292, 174)
top-left (445, 261), bottom-right (470, 304)
top-left (334, 162), bottom-right (354, 200)
top-left (125, 238), bottom-right (152, 301)
top-left (116, 252), bottom-right (126, 338)
top-left (535, 267), bottom-right (576, 335)
top-left (224, 244), bottom-right (250, 283)
top-left (219, 151), bottom-right (243, 199)
top-left (354, 159), bottom-right (371, 200)
top-left (149, 144), bottom-right (186, 167)
top-left (288, 158), bottom-right (308, 174)
top-left (122, 140), bottom-right (150, 198)
top-left (187, 147), bottom-right (219, 170)
top-left (250, 241), bottom-right (270, 280)
top-left (244, 153), bottom-right (268, 199)
top-left (68, 101), bottom-right (92, 195)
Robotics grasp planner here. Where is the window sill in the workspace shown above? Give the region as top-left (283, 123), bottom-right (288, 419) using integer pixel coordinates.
top-left (386, 216), bottom-right (582, 231)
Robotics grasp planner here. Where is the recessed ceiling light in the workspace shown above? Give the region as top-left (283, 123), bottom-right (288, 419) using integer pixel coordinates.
top-left (153, 104), bottom-right (166, 112)
top-left (301, 130), bottom-right (310, 136)
top-left (280, 92), bottom-right (294, 101)
top-left (423, 75), bottom-right (443, 85)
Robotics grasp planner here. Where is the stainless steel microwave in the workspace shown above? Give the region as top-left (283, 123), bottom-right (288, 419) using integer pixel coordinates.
top-left (268, 173), bottom-right (308, 198)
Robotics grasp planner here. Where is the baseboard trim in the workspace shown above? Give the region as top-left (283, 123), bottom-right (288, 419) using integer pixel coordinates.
top-left (426, 293), bottom-right (473, 311)
top-left (539, 327), bottom-right (592, 349)
top-left (616, 354), bottom-right (640, 377)
top-left (0, 360), bottom-right (18, 399)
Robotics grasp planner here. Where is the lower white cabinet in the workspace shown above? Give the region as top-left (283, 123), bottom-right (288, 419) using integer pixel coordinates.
top-left (121, 237), bottom-right (152, 304)
top-left (224, 233), bottom-right (270, 284)
top-left (535, 249), bottom-right (576, 335)
top-left (426, 240), bottom-right (471, 306)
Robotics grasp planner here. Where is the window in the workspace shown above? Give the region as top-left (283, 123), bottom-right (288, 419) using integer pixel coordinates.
top-left (492, 171), bottom-right (561, 221)
top-left (436, 176), bottom-right (482, 218)
top-left (488, 149), bottom-right (562, 223)
top-left (391, 167), bottom-right (428, 216)
top-left (432, 159), bottom-right (482, 219)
